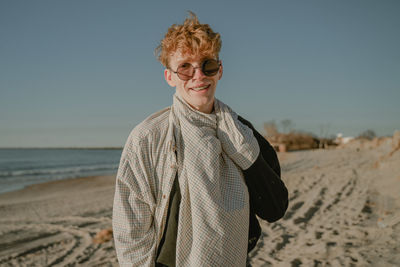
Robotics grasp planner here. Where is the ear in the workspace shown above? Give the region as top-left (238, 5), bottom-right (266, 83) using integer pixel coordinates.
top-left (164, 69), bottom-right (176, 87)
top-left (218, 60), bottom-right (223, 80)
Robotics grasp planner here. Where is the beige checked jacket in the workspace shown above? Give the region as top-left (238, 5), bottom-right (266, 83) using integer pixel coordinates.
top-left (113, 107), bottom-right (181, 267)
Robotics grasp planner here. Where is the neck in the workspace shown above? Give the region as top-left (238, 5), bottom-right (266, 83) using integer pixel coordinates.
top-left (176, 92), bottom-right (215, 114)
top-left (195, 102), bottom-right (214, 114)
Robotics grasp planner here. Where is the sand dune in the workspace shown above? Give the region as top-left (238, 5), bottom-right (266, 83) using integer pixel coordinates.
top-left (0, 137), bottom-right (399, 266)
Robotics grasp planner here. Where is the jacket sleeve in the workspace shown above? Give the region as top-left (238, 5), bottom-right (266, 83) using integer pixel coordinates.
top-left (238, 116), bottom-right (289, 222)
top-left (112, 139), bottom-right (157, 267)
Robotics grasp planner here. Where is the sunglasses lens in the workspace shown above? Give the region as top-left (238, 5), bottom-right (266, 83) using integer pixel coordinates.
top-left (176, 59), bottom-right (220, 80)
top-left (202, 59), bottom-right (220, 76)
top-left (177, 63), bottom-right (193, 81)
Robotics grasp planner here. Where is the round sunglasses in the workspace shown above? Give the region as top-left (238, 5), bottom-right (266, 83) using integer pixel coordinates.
top-left (171, 59), bottom-right (221, 81)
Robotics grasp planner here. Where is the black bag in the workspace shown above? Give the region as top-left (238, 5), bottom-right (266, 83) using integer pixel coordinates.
top-left (238, 116), bottom-right (289, 252)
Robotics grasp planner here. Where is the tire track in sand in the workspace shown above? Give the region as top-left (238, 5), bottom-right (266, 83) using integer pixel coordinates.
top-left (248, 148), bottom-right (380, 266)
top-left (0, 216), bottom-right (117, 266)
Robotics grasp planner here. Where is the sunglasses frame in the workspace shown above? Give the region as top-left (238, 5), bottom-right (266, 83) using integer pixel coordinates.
top-left (171, 59), bottom-right (221, 81)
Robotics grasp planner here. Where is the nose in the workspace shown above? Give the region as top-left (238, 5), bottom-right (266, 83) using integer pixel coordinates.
top-left (192, 66), bottom-right (206, 80)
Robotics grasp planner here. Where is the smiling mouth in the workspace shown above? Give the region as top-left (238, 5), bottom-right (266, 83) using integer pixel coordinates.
top-left (191, 84), bottom-right (210, 91)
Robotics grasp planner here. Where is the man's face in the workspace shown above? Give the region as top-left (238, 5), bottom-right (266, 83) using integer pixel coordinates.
top-left (164, 50), bottom-right (223, 114)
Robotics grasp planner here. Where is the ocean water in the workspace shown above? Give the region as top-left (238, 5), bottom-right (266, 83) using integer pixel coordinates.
top-left (0, 148), bottom-right (122, 194)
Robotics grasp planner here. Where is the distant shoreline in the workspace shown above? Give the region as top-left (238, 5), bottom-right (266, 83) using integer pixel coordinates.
top-left (0, 173), bottom-right (117, 197)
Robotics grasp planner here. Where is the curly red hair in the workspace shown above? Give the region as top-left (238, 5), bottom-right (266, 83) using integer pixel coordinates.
top-left (155, 11), bottom-right (222, 68)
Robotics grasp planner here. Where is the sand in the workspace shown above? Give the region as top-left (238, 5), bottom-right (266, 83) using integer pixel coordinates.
top-left (0, 137), bottom-right (399, 266)
top-left (249, 137), bottom-right (400, 266)
top-left (0, 175), bottom-right (117, 266)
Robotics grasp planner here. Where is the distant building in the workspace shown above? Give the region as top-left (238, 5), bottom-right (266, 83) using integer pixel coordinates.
top-left (334, 133), bottom-right (354, 145)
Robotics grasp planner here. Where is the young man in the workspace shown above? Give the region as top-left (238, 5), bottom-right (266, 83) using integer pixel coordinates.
top-left (113, 12), bottom-right (288, 267)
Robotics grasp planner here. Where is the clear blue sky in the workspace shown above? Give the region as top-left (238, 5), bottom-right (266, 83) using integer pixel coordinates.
top-left (1, 0), bottom-right (399, 147)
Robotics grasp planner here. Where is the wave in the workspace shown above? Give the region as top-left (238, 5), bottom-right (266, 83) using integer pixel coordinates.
top-left (0, 164), bottom-right (118, 178)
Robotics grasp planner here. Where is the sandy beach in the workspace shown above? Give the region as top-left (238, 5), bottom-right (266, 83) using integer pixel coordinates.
top-left (0, 137), bottom-right (399, 266)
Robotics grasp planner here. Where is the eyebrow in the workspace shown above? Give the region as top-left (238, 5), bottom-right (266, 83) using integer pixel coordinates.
top-left (176, 57), bottom-right (196, 65)
top-left (176, 56), bottom-right (214, 66)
